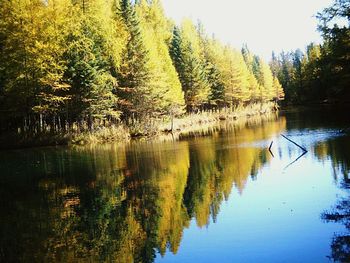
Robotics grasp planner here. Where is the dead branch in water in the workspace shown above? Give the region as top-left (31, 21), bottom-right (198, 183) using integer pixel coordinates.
top-left (268, 141), bottom-right (274, 157)
top-left (281, 134), bottom-right (308, 152)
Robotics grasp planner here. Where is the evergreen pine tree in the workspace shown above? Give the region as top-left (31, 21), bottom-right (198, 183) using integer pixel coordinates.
top-left (63, 0), bottom-right (120, 127)
top-left (170, 20), bottom-right (210, 110)
top-left (117, 0), bottom-right (153, 119)
top-left (241, 45), bottom-right (262, 102)
top-left (135, 0), bottom-right (185, 116)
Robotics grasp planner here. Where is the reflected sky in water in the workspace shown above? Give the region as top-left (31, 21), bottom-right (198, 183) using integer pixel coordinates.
top-left (158, 139), bottom-right (346, 262)
top-left (0, 107), bottom-right (349, 262)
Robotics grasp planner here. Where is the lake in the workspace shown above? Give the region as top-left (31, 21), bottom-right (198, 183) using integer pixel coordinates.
top-left (1, 107), bottom-right (350, 262)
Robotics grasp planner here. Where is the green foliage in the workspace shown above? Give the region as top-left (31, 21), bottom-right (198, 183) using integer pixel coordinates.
top-left (0, 0), bottom-right (281, 137)
top-left (220, 47), bottom-right (251, 104)
top-left (170, 20), bottom-right (210, 109)
top-left (65, 0), bottom-right (120, 123)
top-left (136, 0), bottom-right (185, 115)
top-left (204, 40), bottom-right (267, 106)
top-left (0, 0), bottom-right (71, 118)
top-left (273, 0), bottom-right (350, 104)
top-left (117, 0), bottom-right (153, 118)
top-left (272, 77), bottom-right (285, 101)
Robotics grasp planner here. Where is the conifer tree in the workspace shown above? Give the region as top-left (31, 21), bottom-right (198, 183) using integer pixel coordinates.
top-left (247, 72), bottom-right (261, 102)
top-left (241, 45), bottom-right (262, 102)
top-left (0, 0), bottom-right (72, 131)
top-left (241, 44), bottom-right (254, 73)
top-left (64, 0), bottom-right (120, 127)
top-left (207, 64), bottom-right (225, 106)
top-left (303, 43), bottom-right (322, 99)
top-left (220, 47), bottom-right (251, 104)
top-left (269, 51), bottom-right (280, 78)
top-left (251, 56), bottom-right (275, 101)
top-left (169, 26), bottom-right (185, 83)
top-left (201, 37), bottom-right (225, 107)
top-left (272, 77), bottom-right (285, 101)
top-left (170, 20), bottom-right (210, 110)
top-left (117, 0), bottom-right (153, 119)
top-left (31, 0), bottom-right (72, 119)
top-left (0, 0), bottom-right (287, 136)
top-left (135, 0), bottom-right (185, 116)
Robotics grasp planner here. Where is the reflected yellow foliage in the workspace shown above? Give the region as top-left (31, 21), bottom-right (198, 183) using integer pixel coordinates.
top-left (0, 115), bottom-right (288, 262)
top-left (184, 115), bottom-right (286, 226)
top-left (314, 142), bottom-right (329, 161)
top-left (313, 135), bottom-right (350, 179)
top-left (154, 142), bottom-right (190, 254)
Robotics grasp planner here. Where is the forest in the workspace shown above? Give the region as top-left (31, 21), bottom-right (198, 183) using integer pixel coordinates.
top-left (0, 0), bottom-right (283, 144)
top-left (1, 1), bottom-right (350, 261)
top-left (0, 0), bottom-right (349, 146)
top-left (271, 0), bottom-right (350, 104)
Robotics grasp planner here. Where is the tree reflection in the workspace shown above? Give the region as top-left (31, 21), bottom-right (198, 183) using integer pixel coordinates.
top-left (0, 115), bottom-right (286, 262)
top-left (316, 135), bottom-right (350, 262)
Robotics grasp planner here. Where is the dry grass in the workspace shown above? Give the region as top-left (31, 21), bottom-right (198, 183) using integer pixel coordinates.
top-left (158, 102), bottom-right (276, 135)
top-left (70, 125), bottom-right (130, 145)
top-left (0, 102), bottom-right (277, 148)
top-left (76, 102), bottom-right (277, 145)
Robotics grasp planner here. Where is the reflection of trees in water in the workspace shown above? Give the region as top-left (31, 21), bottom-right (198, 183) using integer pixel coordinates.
top-left (322, 199), bottom-right (350, 262)
top-left (0, 115), bottom-right (286, 262)
top-left (316, 135), bottom-right (350, 262)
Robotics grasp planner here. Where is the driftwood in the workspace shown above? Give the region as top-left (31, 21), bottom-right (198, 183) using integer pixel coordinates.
top-left (281, 134), bottom-right (308, 152)
top-left (280, 133), bottom-right (308, 170)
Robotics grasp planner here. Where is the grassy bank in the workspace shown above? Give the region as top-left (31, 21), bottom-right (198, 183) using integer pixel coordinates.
top-left (0, 102), bottom-right (277, 149)
top-left (158, 102), bottom-right (275, 135)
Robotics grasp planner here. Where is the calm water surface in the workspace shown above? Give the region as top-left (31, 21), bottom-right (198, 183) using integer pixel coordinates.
top-left (1, 107), bottom-right (350, 262)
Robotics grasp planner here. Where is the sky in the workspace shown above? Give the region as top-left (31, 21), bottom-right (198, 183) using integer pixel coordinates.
top-left (161, 0), bottom-right (334, 61)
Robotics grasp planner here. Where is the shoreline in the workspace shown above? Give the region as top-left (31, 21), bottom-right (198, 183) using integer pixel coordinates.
top-left (0, 102), bottom-right (277, 150)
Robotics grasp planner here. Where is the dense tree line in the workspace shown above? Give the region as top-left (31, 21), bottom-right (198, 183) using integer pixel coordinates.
top-left (271, 0), bottom-right (350, 104)
top-left (0, 0), bottom-right (283, 135)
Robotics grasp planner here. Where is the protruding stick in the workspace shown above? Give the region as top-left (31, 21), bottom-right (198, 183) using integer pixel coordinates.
top-left (281, 134), bottom-right (308, 152)
top-left (268, 141), bottom-right (274, 157)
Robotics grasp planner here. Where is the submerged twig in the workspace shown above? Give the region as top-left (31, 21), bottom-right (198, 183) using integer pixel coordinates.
top-left (268, 141), bottom-right (274, 157)
top-left (281, 134), bottom-right (308, 152)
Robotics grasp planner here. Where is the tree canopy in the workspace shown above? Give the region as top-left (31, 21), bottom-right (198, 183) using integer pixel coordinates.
top-left (272, 0), bottom-right (350, 104)
top-left (0, 0), bottom-right (282, 135)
